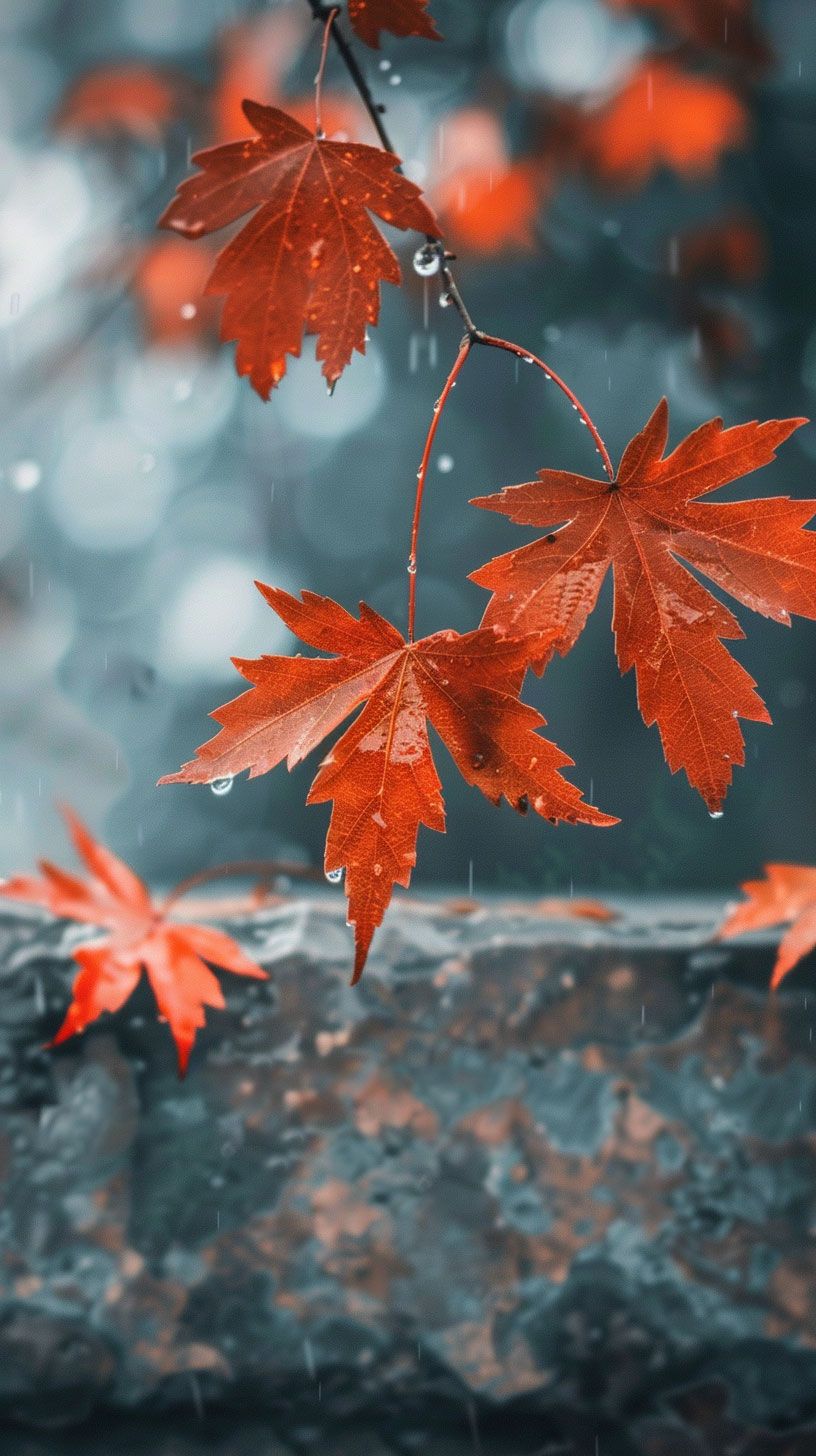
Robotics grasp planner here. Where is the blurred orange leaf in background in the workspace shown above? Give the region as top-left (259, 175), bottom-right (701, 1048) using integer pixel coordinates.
top-left (55, 62), bottom-right (191, 143)
top-left (132, 237), bottom-right (221, 346)
top-left (672, 216), bottom-right (766, 282)
top-left (430, 108), bottom-right (545, 255)
top-left (573, 60), bottom-right (748, 186)
top-left (605, 0), bottom-right (771, 68)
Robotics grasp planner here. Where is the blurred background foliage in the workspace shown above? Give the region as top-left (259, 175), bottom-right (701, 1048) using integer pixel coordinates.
top-left (0, 0), bottom-right (814, 894)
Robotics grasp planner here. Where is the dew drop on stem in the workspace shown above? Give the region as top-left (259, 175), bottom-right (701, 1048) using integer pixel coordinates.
top-left (413, 244), bottom-right (440, 278)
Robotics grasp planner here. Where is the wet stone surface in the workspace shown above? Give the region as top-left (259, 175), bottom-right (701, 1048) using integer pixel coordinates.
top-left (1, 893), bottom-right (816, 1454)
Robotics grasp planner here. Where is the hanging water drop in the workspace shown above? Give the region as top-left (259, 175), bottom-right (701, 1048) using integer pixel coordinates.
top-left (326, 867), bottom-right (343, 884)
top-left (413, 244), bottom-right (440, 278)
top-left (210, 775), bottom-right (234, 797)
top-left (709, 809), bottom-right (724, 820)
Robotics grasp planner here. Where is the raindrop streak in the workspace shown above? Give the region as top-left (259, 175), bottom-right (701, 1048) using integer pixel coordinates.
top-left (210, 776), bottom-right (234, 797)
top-left (437, 454), bottom-right (454, 473)
top-left (326, 867), bottom-right (343, 884)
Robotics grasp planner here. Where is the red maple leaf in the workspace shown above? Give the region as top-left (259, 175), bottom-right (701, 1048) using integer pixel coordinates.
top-left (718, 866), bottom-right (816, 988)
top-left (347, 0), bottom-right (441, 48)
top-left (470, 399), bottom-right (814, 811)
top-left (158, 99), bottom-right (440, 397)
top-left (159, 585), bottom-right (615, 983)
top-left (572, 60), bottom-right (748, 187)
top-left (54, 63), bottom-right (192, 144)
top-left (0, 807), bottom-right (267, 1075)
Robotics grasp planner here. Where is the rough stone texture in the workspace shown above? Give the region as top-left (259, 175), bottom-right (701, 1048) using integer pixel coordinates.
top-left (1, 892), bottom-right (816, 1454)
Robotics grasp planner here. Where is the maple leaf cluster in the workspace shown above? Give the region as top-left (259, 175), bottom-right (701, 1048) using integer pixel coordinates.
top-left (10, 0), bottom-right (810, 1044)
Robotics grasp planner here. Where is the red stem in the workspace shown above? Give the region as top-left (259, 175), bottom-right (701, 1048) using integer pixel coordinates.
top-left (475, 334), bottom-right (615, 482)
top-left (161, 858), bottom-right (324, 917)
top-left (314, 7), bottom-right (338, 137)
top-left (408, 335), bottom-right (473, 641)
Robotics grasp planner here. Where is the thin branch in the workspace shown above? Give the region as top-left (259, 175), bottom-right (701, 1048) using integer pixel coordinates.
top-left (408, 334), bottom-right (473, 640)
top-left (300, 0), bottom-right (611, 462)
top-left (300, 0), bottom-right (615, 633)
top-left (476, 333), bottom-right (615, 481)
top-left (314, 7), bottom-right (339, 137)
top-left (305, 0), bottom-right (394, 152)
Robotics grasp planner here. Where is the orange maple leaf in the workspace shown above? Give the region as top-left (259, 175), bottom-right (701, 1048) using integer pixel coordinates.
top-left (158, 100), bottom-right (440, 397)
top-left (0, 808), bottom-right (267, 1075)
top-left (470, 399), bottom-right (814, 812)
top-left (718, 866), bottom-right (816, 988)
top-left (573, 60), bottom-right (748, 186)
top-left (160, 586), bottom-right (615, 983)
top-left (347, 0), bottom-right (441, 48)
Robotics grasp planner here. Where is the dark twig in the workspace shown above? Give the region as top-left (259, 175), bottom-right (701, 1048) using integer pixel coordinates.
top-left (300, 0), bottom-right (614, 631)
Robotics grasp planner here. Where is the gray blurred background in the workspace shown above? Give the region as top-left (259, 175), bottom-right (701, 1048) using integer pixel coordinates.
top-left (0, 0), bottom-right (814, 894)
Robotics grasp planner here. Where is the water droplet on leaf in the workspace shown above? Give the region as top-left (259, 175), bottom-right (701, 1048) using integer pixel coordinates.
top-left (326, 867), bottom-right (343, 884)
top-left (210, 775), bottom-right (234, 796)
